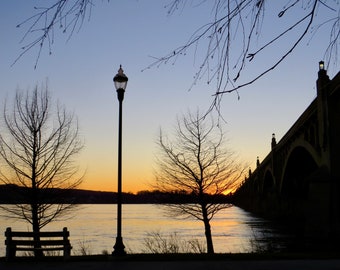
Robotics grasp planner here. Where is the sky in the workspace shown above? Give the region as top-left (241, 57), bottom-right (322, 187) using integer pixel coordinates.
top-left (0, 1), bottom-right (338, 193)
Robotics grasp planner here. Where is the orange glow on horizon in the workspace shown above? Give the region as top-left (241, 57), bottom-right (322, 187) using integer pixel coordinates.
top-left (80, 168), bottom-right (153, 194)
top-left (222, 189), bottom-right (235, 196)
top-left (80, 181), bottom-right (150, 194)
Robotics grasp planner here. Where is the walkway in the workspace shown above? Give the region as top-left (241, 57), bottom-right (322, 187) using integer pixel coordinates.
top-left (1, 259), bottom-right (340, 270)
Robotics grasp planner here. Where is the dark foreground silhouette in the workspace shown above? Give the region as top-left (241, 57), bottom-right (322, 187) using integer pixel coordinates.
top-left (1, 254), bottom-right (340, 270)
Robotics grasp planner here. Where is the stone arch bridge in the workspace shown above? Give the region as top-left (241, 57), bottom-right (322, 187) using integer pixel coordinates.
top-left (234, 63), bottom-right (340, 241)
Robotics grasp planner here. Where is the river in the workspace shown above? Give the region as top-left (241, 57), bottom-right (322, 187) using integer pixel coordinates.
top-left (0, 204), bottom-right (288, 255)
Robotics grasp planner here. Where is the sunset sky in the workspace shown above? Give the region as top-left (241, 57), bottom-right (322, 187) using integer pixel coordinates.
top-left (0, 1), bottom-right (338, 193)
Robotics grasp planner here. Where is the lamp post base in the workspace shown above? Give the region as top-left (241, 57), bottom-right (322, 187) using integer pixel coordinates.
top-left (112, 237), bottom-right (126, 256)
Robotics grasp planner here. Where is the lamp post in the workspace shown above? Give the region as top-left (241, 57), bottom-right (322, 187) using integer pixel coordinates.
top-left (112, 65), bottom-right (128, 256)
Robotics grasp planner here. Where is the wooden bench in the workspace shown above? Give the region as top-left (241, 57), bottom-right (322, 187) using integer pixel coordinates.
top-left (5, 227), bottom-right (72, 259)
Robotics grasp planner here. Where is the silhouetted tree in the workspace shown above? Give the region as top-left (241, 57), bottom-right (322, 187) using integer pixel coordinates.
top-left (0, 85), bottom-right (84, 257)
top-left (149, 1), bottom-right (339, 98)
top-left (154, 110), bottom-right (247, 254)
top-left (15, 1), bottom-right (339, 101)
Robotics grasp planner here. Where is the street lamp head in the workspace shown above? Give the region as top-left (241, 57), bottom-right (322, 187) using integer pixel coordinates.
top-left (317, 60), bottom-right (329, 83)
top-left (113, 65), bottom-right (128, 91)
top-left (319, 61), bottom-right (325, 71)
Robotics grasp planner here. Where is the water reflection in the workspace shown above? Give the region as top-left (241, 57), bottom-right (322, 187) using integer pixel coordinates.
top-left (0, 204), bottom-right (290, 255)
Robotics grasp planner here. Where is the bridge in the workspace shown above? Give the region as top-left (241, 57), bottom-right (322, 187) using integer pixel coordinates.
top-left (234, 62), bottom-right (340, 242)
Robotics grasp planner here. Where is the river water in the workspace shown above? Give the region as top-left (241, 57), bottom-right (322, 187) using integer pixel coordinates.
top-left (0, 204), bottom-right (288, 255)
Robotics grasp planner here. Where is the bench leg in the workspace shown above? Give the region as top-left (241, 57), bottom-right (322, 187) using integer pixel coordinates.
top-left (63, 245), bottom-right (71, 260)
top-left (6, 245), bottom-right (16, 261)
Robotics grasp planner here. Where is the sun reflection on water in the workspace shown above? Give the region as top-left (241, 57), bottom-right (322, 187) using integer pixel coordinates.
top-left (0, 204), bottom-right (283, 255)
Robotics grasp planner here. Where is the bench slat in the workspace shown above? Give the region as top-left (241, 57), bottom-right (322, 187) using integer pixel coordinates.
top-left (16, 247), bottom-right (65, 251)
top-left (7, 240), bottom-right (70, 246)
top-left (8, 231), bottom-right (68, 237)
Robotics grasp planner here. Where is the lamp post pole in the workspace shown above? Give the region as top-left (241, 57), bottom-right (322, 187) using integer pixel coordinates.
top-left (113, 65), bottom-right (128, 256)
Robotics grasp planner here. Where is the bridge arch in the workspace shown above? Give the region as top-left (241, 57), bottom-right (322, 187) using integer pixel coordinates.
top-left (280, 145), bottom-right (319, 199)
top-left (287, 138), bottom-right (322, 167)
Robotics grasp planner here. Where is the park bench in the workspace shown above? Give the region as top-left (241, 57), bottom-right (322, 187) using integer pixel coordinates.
top-left (5, 227), bottom-right (72, 260)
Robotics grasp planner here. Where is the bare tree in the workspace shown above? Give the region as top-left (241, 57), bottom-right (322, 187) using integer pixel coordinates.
top-left (13, 0), bottom-right (93, 69)
top-left (0, 85), bottom-right (84, 257)
top-left (15, 1), bottom-right (339, 98)
top-left (154, 110), bottom-right (247, 254)
top-left (149, 1), bottom-right (339, 97)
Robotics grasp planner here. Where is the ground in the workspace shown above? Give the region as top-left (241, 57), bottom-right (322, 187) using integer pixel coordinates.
top-left (1, 253), bottom-right (340, 270)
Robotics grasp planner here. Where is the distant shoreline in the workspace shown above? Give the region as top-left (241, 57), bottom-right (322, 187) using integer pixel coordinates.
top-left (0, 185), bottom-right (232, 204)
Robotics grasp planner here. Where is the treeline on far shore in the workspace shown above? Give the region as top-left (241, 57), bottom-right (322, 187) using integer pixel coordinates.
top-left (0, 184), bottom-right (233, 204)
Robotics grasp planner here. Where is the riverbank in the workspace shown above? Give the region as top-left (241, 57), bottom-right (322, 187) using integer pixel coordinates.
top-left (1, 253), bottom-right (340, 270)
